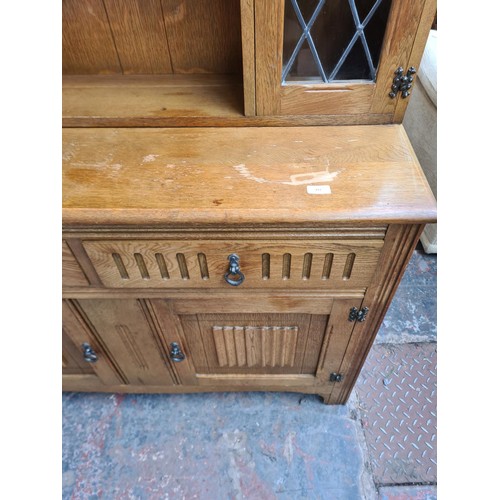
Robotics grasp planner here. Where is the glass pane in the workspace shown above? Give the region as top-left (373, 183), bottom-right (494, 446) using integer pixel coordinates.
top-left (282, 0), bottom-right (393, 83)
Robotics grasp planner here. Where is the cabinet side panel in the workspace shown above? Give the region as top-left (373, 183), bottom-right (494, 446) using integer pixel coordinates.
top-left (327, 224), bottom-right (424, 404)
top-left (393, 0), bottom-right (437, 122)
top-left (370, 0), bottom-right (429, 115)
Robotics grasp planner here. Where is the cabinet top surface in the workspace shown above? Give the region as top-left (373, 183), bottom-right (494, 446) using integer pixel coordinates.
top-left (62, 125), bottom-right (436, 227)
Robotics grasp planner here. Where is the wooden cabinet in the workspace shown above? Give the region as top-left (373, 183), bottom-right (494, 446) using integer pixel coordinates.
top-left (253, 0), bottom-right (436, 120)
top-left (62, 0), bottom-right (436, 126)
top-left (62, 0), bottom-right (436, 404)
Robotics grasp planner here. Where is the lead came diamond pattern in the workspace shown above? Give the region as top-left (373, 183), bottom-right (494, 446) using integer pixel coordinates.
top-left (282, 0), bottom-right (391, 83)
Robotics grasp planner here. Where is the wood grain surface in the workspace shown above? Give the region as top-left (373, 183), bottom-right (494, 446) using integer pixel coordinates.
top-left (63, 125), bottom-right (436, 227)
top-left (240, 0), bottom-right (256, 115)
top-left (370, 0), bottom-right (433, 115)
top-left (326, 224), bottom-right (425, 404)
top-left (63, 0), bottom-right (242, 75)
top-left (76, 299), bottom-right (176, 385)
top-left (62, 0), bottom-right (122, 74)
top-left (63, 75), bottom-right (244, 122)
top-left (103, 0), bottom-right (173, 74)
top-left (393, 0), bottom-right (437, 122)
top-left (62, 241), bottom-right (89, 287)
top-left (62, 73), bottom-right (394, 126)
top-left (161, 0), bottom-right (242, 74)
top-left (81, 238), bottom-right (383, 290)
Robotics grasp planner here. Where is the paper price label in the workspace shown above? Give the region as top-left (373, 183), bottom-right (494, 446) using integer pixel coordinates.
top-left (306, 185), bottom-right (331, 195)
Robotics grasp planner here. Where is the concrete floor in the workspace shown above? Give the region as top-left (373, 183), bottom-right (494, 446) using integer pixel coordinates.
top-left (62, 244), bottom-right (437, 500)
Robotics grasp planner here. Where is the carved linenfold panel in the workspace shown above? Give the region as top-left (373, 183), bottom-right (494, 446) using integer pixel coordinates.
top-left (212, 326), bottom-right (299, 368)
top-left (83, 239), bottom-right (383, 288)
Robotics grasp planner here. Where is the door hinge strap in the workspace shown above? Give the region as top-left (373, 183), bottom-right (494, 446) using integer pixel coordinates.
top-left (348, 306), bottom-right (369, 322)
top-left (389, 66), bottom-right (416, 99)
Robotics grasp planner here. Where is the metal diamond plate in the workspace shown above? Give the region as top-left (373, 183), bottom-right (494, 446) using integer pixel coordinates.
top-left (354, 343), bottom-right (437, 485)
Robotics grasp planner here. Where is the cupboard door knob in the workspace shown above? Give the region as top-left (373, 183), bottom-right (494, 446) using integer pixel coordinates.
top-left (82, 343), bottom-right (98, 363)
top-left (224, 253), bottom-right (245, 286)
top-left (169, 342), bottom-right (186, 362)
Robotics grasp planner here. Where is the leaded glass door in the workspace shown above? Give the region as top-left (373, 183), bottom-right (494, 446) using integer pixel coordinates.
top-left (254, 0), bottom-right (435, 120)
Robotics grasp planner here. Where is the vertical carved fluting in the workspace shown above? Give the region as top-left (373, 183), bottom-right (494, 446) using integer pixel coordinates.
top-left (176, 253), bottom-right (190, 279)
top-left (134, 253), bottom-right (150, 279)
top-left (155, 253), bottom-right (170, 279)
top-left (343, 252), bottom-right (356, 280)
top-left (262, 253), bottom-right (270, 280)
top-left (112, 253), bottom-right (129, 279)
top-left (302, 253), bottom-right (313, 279)
top-left (197, 252), bottom-right (209, 280)
top-left (282, 253), bottom-right (291, 279)
top-left (212, 326), bottom-right (299, 368)
top-left (322, 253), bottom-right (333, 279)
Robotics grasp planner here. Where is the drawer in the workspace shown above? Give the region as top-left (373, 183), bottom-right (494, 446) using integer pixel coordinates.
top-left (82, 238), bottom-right (383, 290)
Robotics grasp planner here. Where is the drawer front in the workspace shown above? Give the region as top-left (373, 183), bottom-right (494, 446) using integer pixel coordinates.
top-left (82, 239), bottom-right (383, 290)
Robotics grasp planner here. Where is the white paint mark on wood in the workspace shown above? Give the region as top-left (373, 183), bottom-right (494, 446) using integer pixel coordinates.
top-left (286, 170), bottom-right (339, 186)
top-left (233, 164), bottom-right (340, 186)
top-left (233, 164), bottom-right (268, 184)
top-left (142, 154), bottom-right (159, 163)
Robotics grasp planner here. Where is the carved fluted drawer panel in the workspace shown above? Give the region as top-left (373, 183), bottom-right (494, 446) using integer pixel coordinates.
top-left (82, 239), bottom-right (383, 289)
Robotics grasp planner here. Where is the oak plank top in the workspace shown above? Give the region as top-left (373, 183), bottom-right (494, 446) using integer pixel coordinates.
top-left (62, 125), bottom-right (436, 227)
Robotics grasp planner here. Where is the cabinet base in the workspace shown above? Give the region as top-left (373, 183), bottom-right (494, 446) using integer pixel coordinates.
top-left (62, 377), bottom-right (346, 405)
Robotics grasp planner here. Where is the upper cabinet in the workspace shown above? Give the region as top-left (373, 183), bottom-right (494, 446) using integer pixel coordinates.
top-left (252, 0), bottom-right (436, 121)
top-left (62, 0), bottom-right (436, 126)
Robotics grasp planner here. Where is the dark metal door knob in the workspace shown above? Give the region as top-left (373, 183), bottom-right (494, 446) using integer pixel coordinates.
top-left (169, 342), bottom-right (186, 362)
top-left (82, 343), bottom-right (98, 363)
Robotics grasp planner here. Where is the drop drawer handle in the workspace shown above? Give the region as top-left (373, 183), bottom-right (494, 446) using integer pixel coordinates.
top-left (224, 253), bottom-right (245, 286)
top-left (82, 343), bottom-right (98, 363)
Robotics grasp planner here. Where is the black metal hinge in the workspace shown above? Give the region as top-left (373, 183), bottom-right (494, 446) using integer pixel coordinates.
top-left (348, 306), bottom-right (369, 322)
top-left (389, 66), bottom-right (416, 99)
top-left (330, 373), bottom-right (344, 383)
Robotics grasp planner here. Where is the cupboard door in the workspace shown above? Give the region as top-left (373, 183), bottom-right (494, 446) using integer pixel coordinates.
top-left (253, 0), bottom-right (435, 118)
top-left (150, 296), bottom-right (363, 388)
top-left (75, 299), bottom-right (176, 386)
top-left (62, 300), bottom-right (123, 385)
